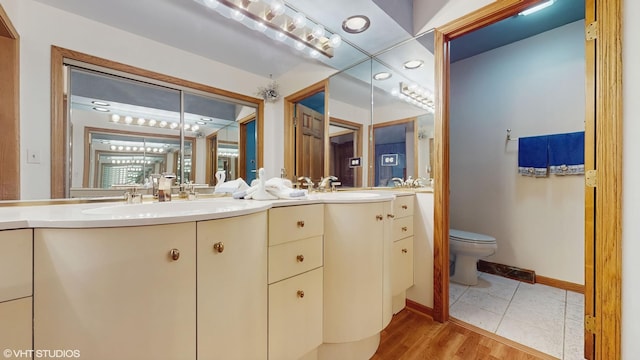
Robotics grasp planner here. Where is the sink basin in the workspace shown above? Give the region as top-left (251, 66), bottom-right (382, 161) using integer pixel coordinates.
top-left (82, 199), bottom-right (259, 218)
top-left (308, 191), bottom-right (393, 203)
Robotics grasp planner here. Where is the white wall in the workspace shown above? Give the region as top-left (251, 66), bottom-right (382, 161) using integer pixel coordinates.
top-left (0, 0), bottom-right (333, 198)
top-left (622, 0), bottom-right (640, 357)
top-left (407, 192), bottom-right (435, 307)
top-left (449, 21), bottom-right (585, 284)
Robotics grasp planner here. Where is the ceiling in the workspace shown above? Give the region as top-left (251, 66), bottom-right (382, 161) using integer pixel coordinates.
top-left (450, 0), bottom-right (585, 62)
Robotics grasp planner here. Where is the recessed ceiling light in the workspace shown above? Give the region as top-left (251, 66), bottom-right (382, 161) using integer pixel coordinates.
top-left (93, 107), bottom-right (110, 112)
top-left (342, 15), bottom-right (370, 34)
top-left (92, 101), bottom-right (110, 106)
top-left (404, 60), bottom-right (424, 70)
top-left (373, 72), bottom-right (392, 81)
top-left (197, 121), bottom-right (206, 125)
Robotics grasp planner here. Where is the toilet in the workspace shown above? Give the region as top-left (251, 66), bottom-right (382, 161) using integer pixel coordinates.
top-left (449, 229), bottom-right (497, 285)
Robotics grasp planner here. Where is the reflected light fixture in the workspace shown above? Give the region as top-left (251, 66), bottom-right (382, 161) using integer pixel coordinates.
top-left (92, 101), bottom-right (110, 106)
top-left (519, 0), bottom-right (555, 16)
top-left (403, 59), bottom-right (424, 70)
top-left (395, 82), bottom-right (435, 113)
top-left (93, 107), bottom-right (110, 112)
top-left (194, 0), bottom-right (342, 58)
top-left (373, 72), bottom-right (392, 81)
top-left (342, 15), bottom-right (370, 34)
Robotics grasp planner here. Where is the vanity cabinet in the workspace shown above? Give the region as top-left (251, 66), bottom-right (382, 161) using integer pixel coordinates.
top-left (34, 223), bottom-right (196, 360)
top-left (0, 229), bottom-right (33, 353)
top-left (268, 204), bottom-right (323, 360)
top-left (197, 212), bottom-right (268, 360)
top-left (391, 195), bottom-right (415, 314)
top-left (322, 201), bottom-right (392, 345)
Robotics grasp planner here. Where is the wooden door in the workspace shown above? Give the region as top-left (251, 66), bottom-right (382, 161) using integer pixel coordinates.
top-left (296, 103), bottom-right (324, 182)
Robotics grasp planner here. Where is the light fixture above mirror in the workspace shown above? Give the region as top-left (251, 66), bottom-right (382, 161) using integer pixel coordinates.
top-left (194, 0), bottom-right (342, 58)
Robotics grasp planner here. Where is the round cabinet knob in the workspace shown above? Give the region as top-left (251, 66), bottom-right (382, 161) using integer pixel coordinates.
top-left (297, 290), bottom-right (305, 298)
top-left (402, 205), bottom-right (408, 210)
top-left (387, 214), bottom-right (395, 219)
top-left (169, 248), bottom-right (180, 261)
top-left (213, 242), bottom-right (225, 253)
top-left (402, 226), bottom-right (408, 232)
top-left (297, 220), bottom-right (305, 228)
top-left (402, 248), bottom-right (408, 254)
top-left (296, 254), bottom-right (305, 262)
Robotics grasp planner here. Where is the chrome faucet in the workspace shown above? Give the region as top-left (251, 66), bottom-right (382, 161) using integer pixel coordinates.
top-left (297, 176), bottom-right (315, 190)
top-left (391, 177), bottom-right (405, 187)
top-left (318, 175), bottom-right (338, 192)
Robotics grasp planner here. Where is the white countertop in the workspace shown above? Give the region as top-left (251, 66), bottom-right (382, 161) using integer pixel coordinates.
top-left (0, 190), bottom-right (401, 230)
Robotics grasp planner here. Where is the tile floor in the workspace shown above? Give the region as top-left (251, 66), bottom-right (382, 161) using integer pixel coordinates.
top-left (449, 272), bottom-right (585, 360)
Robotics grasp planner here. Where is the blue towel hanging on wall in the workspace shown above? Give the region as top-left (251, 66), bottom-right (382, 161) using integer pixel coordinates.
top-left (548, 131), bottom-right (585, 175)
top-left (518, 135), bottom-right (549, 177)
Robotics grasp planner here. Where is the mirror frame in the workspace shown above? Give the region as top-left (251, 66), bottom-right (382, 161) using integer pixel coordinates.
top-left (50, 46), bottom-right (264, 199)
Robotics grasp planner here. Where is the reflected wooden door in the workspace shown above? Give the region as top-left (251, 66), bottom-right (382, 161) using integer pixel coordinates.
top-left (296, 104), bottom-right (324, 182)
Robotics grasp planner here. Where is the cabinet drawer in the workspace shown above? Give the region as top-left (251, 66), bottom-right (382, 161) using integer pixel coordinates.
top-left (0, 229), bottom-right (32, 302)
top-left (0, 297), bottom-right (32, 352)
top-left (269, 268), bottom-right (322, 360)
top-left (269, 204), bottom-right (323, 246)
top-left (393, 196), bottom-right (414, 218)
top-left (269, 236), bottom-right (322, 284)
top-left (392, 216), bottom-right (413, 240)
top-left (392, 237), bottom-right (414, 295)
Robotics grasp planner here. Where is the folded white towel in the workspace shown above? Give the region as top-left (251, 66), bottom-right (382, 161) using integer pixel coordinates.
top-left (214, 178), bottom-right (250, 194)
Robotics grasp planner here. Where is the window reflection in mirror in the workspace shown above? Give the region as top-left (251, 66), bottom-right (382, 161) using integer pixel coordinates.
top-left (65, 63), bottom-right (259, 198)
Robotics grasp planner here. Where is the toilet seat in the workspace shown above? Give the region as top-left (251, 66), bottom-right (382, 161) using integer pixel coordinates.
top-left (449, 229), bottom-right (496, 244)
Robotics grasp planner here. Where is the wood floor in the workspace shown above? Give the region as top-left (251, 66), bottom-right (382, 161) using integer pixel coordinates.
top-left (372, 308), bottom-right (555, 360)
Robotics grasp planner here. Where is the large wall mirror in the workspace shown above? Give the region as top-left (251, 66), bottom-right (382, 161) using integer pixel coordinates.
top-left (51, 47), bottom-right (263, 198)
top-left (325, 30), bottom-right (435, 187)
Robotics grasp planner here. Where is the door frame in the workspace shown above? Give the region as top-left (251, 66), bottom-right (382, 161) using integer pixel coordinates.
top-left (329, 117), bottom-right (363, 187)
top-left (0, 4), bottom-right (20, 200)
top-left (431, 1), bottom-right (622, 359)
top-left (283, 80), bottom-right (329, 181)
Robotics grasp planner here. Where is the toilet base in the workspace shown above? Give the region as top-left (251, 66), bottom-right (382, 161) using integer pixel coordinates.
top-left (450, 254), bottom-right (480, 285)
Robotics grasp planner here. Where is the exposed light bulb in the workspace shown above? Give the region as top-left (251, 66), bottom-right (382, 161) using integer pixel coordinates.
top-left (137, 118), bottom-right (146, 125)
top-left (170, 122), bottom-right (178, 129)
top-left (124, 116), bottom-right (133, 124)
top-left (192, 125), bottom-right (200, 131)
top-left (184, 123), bottom-right (191, 130)
top-left (329, 34), bottom-right (342, 48)
top-left (293, 13), bottom-right (307, 28)
top-left (125, 146), bottom-right (131, 151)
top-left (203, 0), bottom-right (219, 9)
top-left (231, 9), bottom-right (245, 21)
top-left (118, 146), bottom-right (124, 151)
top-left (110, 145), bottom-right (116, 150)
top-left (159, 148), bottom-right (165, 153)
top-left (148, 119), bottom-right (157, 126)
top-left (111, 114), bottom-right (120, 123)
top-left (146, 147), bottom-right (152, 152)
top-left (132, 147), bottom-right (138, 151)
top-left (159, 120), bottom-right (167, 128)
top-left (254, 21), bottom-right (267, 32)
top-left (312, 24), bottom-right (324, 38)
top-left (270, 0), bottom-right (285, 16)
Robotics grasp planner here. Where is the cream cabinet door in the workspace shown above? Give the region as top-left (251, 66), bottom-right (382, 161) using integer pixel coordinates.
top-left (392, 237), bottom-right (415, 295)
top-left (34, 223), bottom-right (196, 360)
top-left (0, 297), bottom-right (32, 354)
top-left (197, 212), bottom-right (267, 360)
top-left (0, 229), bottom-right (32, 302)
top-left (269, 268), bottom-right (322, 360)
top-left (323, 202), bottom-right (387, 343)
